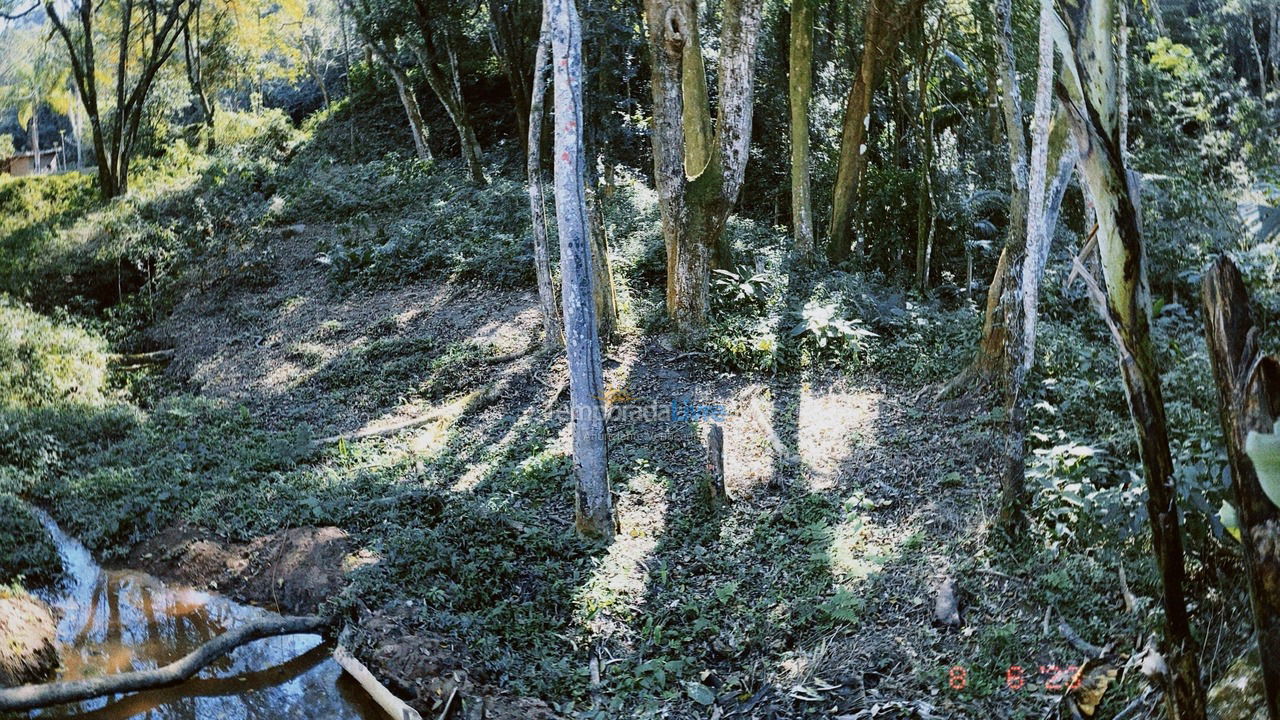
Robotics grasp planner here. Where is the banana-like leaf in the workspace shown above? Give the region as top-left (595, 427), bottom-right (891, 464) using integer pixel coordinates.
top-left (1244, 418), bottom-right (1280, 510)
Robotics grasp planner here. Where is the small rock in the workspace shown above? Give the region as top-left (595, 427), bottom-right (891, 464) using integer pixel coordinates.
top-left (0, 591), bottom-right (59, 687)
top-left (934, 576), bottom-right (961, 626)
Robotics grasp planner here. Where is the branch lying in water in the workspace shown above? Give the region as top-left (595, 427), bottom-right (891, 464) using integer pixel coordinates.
top-left (0, 614), bottom-right (332, 712)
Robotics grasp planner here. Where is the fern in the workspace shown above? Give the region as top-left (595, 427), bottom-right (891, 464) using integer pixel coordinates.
top-left (820, 589), bottom-right (865, 624)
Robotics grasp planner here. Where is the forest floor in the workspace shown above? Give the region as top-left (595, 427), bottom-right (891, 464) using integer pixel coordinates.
top-left (90, 228), bottom-right (1162, 719)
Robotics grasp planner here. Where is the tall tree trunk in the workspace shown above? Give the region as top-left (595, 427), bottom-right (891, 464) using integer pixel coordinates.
top-left (998, 0), bottom-right (1057, 533)
top-left (528, 6), bottom-right (563, 347)
top-left (548, 0), bottom-right (613, 539)
top-left (1202, 257), bottom-right (1280, 720)
top-left (939, 0), bottom-right (1029, 398)
top-left (914, 17), bottom-right (942, 291)
top-left (579, 7), bottom-right (618, 343)
top-left (408, 33), bottom-right (486, 185)
top-left (1057, 0), bottom-right (1206, 713)
top-left (586, 183), bottom-right (617, 342)
top-left (643, 0), bottom-right (765, 335)
top-left (374, 48), bottom-right (432, 161)
top-left (789, 0), bottom-right (815, 258)
top-left (827, 0), bottom-right (922, 262)
top-left (487, 0), bottom-right (534, 149)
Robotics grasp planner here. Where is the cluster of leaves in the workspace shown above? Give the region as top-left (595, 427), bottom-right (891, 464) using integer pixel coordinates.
top-left (0, 492), bottom-right (61, 588)
top-left (0, 296), bottom-right (108, 409)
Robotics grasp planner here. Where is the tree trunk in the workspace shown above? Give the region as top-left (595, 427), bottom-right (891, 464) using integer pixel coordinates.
top-left (1057, 0), bottom-right (1206, 712)
top-left (1201, 257), bottom-right (1280, 720)
top-left (789, 0), bottom-right (815, 258)
top-left (370, 47), bottom-right (432, 161)
top-left (997, 0), bottom-right (1057, 534)
top-left (586, 185), bottom-right (617, 342)
top-left (30, 103), bottom-right (40, 174)
top-left (549, 0), bottom-right (613, 538)
top-left (827, 0), bottom-right (922, 262)
top-left (938, 0), bottom-right (1029, 397)
top-left (408, 33), bottom-right (486, 186)
top-left (527, 6), bottom-right (563, 348)
top-left (487, 0), bottom-right (534, 150)
top-left (642, 0), bottom-right (765, 335)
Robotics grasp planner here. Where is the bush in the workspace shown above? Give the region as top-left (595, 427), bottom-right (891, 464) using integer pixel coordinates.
top-left (286, 157), bottom-right (535, 288)
top-left (0, 493), bottom-right (60, 587)
top-left (0, 298), bottom-right (108, 409)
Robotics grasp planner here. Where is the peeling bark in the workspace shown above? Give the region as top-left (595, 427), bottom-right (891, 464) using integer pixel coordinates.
top-left (1202, 257), bottom-right (1280, 720)
top-left (1056, 0), bottom-right (1206, 713)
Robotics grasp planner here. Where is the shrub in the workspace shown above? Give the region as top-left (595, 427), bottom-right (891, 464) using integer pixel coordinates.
top-left (0, 493), bottom-right (60, 588)
top-left (0, 298), bottom-right (108, 409)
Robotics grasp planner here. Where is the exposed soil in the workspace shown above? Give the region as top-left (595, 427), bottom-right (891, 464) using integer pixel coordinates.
top-left (0, 592), bottom-right (58, 687)
top-left (124, 523), bottom-right (376, 616)
top-left (349, 607), bottom-right (560, 720)
top-left (151, 227), bottom-right (541, 436)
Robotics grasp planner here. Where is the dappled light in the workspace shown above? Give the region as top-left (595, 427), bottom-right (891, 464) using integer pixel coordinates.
top-left (2, 0), bottom-right (1278, 715)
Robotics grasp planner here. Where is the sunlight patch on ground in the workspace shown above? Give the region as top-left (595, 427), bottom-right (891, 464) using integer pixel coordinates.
top-left (450, 402), bottom-right (545, 493)
top-left (574, 468), bottom-right (669, 637)
top-left (796, 387), bottom-right (883, 490)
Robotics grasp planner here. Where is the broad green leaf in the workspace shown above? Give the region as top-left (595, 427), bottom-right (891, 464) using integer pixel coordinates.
top-left (684, 681), bottom-right (715, 706)
top-left (1218, 500), bottom-right (1242, 542)
top-left (1245, 419), bottom-right (1280, 510)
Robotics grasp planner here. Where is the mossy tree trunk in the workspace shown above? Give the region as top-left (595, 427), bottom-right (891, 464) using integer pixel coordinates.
top-left (826, 0), bottom-right (922, 262)
top-left (789, 0), bottom-right (816, 259)
top-left (1202, 257), bottom-right (1280, 720)
top-left (642, 0), bottom-right (765, 336)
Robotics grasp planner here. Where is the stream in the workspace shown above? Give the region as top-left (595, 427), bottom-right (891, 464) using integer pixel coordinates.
top-left (16, 509), bottom-right (385, 720)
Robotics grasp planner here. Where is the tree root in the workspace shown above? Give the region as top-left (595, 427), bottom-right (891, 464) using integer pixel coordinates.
top-left (0, 614), bottom-right (331, 712)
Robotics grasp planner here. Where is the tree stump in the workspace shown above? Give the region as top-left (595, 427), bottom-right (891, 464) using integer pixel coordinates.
top-left (705, 424), bottom-right (728, 503)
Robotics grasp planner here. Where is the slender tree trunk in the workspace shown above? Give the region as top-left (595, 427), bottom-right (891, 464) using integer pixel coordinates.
top-left (30, 104), bottom-right (41, 174)
top-left (586, 183), bottom-right (617, 342)
top-left (373, 48), bottom-right (432, 161)
top-left (998, 0), bottom-right (1057, 533)
top-left (789, 0), bottom-right (815, 258)
top-left (939, 0), bottom-right (1029, 397)
top-left (528, 6), bottom-right (563, 348)
top-left (1202, 257), bottom-right (1280, 720)
top-left (914, 20), bottom-right (942, 291)
top-left (548, 0), bottom-right (613, 539)
top-left (827, 0), bottom-right (922, 262)
top-left (486, 0), bottom-right (533, 148)
top-left (409, 34), bottom-right (486, 185)
top-left (1057, 0), bottom-right (1206, 712)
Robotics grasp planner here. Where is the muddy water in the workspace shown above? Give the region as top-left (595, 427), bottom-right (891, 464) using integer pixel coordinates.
top-left (23, 510), bottom-right (385, 720)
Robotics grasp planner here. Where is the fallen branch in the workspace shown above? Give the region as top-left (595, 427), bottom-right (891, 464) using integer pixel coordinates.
top-left (1058, 620), bottom-right (1105, 659)
top-left (108, 349), bottom-right (175, 369)
top-left (334, 645), bottom-right (422, 720)
top-left (0, 615), bottom-right (331, 712)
